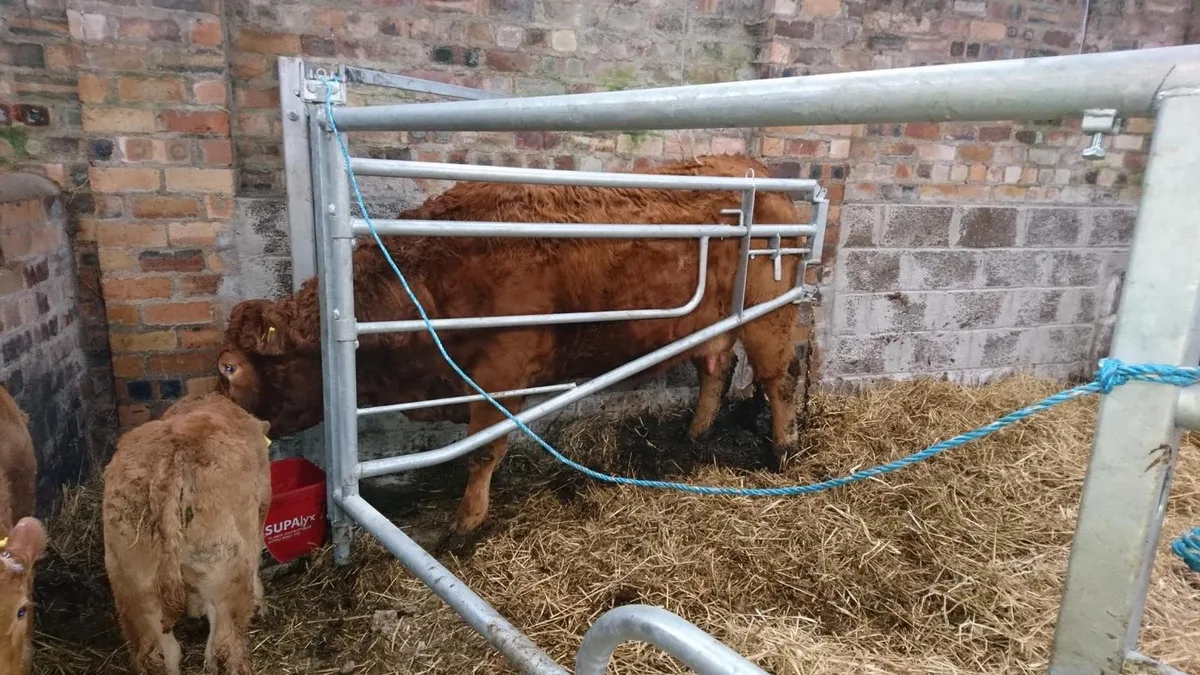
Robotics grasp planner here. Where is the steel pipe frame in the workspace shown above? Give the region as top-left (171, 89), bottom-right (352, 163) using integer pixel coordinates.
top-left (358, 236), bottom-right (712, 335)
top-left (332, 46), bottom-right (1200, 132)
top-left (302, 48), bottom-right (1200, 675)
top-left (357, 382), bottom-right (579, 417)
top-left (351, 219), bottom-right (816, 239)
top-left (574, 605), bottom-right (769, 675)
top-left (1048, 73), bottom-right (1200, 674)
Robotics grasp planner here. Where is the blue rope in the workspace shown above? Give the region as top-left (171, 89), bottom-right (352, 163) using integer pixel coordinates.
top-left (320, 82), bottom-right (1200, 568)
top-left (1174, 527), bottom-right (1200, 573)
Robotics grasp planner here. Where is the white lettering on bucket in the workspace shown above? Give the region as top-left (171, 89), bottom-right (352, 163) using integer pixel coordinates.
top-left (265, 514), bottom-right (318, 538)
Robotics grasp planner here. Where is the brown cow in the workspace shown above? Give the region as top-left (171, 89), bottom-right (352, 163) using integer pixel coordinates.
top-left (218, 153), bottom-right (808, 549)
top-left (0, 385), bottom-right (43, 675)
top-left (102, 392), bottom-right (271, 675)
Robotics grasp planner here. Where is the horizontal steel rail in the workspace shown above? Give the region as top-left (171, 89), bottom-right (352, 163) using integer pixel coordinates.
top-left (1173, 384), bottom-right (1200, 432)
top-left (352, 219), bottom-right (815, 239)
top-left (338, 494), bottom-right (568, 675)
top-left (332, 46), bottom-right (1200, 132)
top-left (574, 605), bottom-right (769, 675)
top-left (343, 66), bottom-right (507, 101)
top-left (357, 237), bottom-right (710, 335)
top-left (357, 383), bottom-right (579, 417)
top-left (349, 157), bottom-right (820, 192)
top-left (356, 285), bottom-right (807, 478)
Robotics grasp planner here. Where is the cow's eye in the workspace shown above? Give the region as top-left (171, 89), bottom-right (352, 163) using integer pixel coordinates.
top-left (223, 363), bottom-right (236, 375)
top-left (16, 606), bottom-right (26, 620)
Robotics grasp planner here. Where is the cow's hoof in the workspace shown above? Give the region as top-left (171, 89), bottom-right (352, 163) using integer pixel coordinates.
top-left (436, 529), bottom-right (484, 558)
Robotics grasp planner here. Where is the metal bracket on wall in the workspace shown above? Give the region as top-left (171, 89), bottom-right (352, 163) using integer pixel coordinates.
top-left (1081, 107), bottom-right (1122, 160)
top-left (302, 65), bottom-right (347, 105)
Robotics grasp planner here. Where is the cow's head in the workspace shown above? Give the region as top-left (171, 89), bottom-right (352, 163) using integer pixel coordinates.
top-left (218, 299), bottom-right (323, 439)
top-left (0, 517), bottom-right (45, 675)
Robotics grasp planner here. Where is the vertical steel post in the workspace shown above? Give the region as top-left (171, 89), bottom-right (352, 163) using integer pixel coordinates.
top-left (311, 102), bottom-right (361, 565)
top-left (730, 187), bottom-right (755, 316)
top-left (1049, 86), bottom-right (1200, 673)
top-left (279, 57), bottom-right (318, 291)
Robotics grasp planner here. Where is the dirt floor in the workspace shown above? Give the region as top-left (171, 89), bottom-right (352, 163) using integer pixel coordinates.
top-left (32, 375), bottom-right (1200, 674)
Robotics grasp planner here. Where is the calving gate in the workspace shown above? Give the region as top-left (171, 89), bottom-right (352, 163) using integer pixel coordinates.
top-left (278, 46), bottom-right (1200, 674)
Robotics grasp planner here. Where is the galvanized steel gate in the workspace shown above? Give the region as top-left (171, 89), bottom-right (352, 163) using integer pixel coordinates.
top-left (277, 47), bottom-right (1200, 675)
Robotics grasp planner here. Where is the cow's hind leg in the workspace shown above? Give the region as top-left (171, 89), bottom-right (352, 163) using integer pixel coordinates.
top-left (442, 397), bottom-right (525, 556)
top-left (687, 335), bottom-right (736, 442)
top-left (201, 565), bottom-right (256, 675)
top-left (739, 306), bottom-right (802, 471)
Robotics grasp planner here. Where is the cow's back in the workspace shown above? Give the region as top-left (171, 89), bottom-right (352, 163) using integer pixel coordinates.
top-left (0, 385), bottom-right (36, 526)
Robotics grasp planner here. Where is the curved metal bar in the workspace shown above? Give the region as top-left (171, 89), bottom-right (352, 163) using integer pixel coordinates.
top-left (574, 605), bottom-right (769, 675)
top-left (358, 237), bottom-right (710, 335)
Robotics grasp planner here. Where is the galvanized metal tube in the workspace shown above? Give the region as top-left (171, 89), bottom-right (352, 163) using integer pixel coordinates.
top-left (349, 157), bottom-right (819, 192)
top-left (358, 237), bottom-right (710, 335)
top-left (357, 383), bottom-right (579, 417)
top-left (1049, 81), bottom-right (1200, 673)
top-left (343, 66), bottom-right (507, 101)
top-left (574, 605), bottom-right (768, 675)
top-left (356, 285), bottom-right (806, 478)
top-left (352, 219), bottom-right (815, 240)
top-left (1173, 385), bottom-right (1200, 432)
top-left (333, 46), bottom-right (1200, 132)
top-left (730, 188), bottom-right (755, 317)
top-left (337, 495), bottom-right (568, 675)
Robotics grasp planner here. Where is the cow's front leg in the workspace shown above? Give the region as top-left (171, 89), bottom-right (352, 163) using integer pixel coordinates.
top-left (441, 397), bottom-right (525, 556)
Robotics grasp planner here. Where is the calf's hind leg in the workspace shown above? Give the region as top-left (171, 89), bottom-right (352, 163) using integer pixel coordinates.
top-left (200, 565), bottom-right (256, 675)
top-left (738, 306), bottom-right (802, 470)
top-left (443, 397), bottom-right (525, 555)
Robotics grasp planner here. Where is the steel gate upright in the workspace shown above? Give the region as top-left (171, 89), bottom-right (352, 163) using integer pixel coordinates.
top-left (277, 47), bottom-right (1200, 674)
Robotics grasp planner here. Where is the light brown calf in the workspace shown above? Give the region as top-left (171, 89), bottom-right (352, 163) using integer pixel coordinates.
top-left (0, 384), bottom-right (43, 675)
top-left (102, 392), bottom-right (271, 675)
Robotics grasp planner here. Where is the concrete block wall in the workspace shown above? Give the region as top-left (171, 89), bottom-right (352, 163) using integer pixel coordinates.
top-left (826, 204), bottom-right (1130, 385)
top-left (0, 174), bottom-right (111, 510)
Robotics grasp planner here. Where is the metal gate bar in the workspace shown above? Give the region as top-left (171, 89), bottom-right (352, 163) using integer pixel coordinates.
top-left (358, 382), bottom-right (579, 417)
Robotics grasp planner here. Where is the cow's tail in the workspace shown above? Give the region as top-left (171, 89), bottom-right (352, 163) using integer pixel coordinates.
top-left (150, 413), bottom-right (216, 628)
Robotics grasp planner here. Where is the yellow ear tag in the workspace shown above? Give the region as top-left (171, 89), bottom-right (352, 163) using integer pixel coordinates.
top-left (264, 436), bottom-right (272, 447)
top-left (0, 537), bottom-right (8, 549)
top-left (267, 326), bottom-right (276, 339)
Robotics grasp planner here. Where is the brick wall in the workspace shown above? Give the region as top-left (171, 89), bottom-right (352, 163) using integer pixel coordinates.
top-left (1, 0), bottom-right (1194, 433)
top-left (0, 174), bottom-right (109, 511)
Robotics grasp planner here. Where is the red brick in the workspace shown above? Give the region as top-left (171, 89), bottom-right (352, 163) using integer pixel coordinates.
top-left (236, 87), bottom-right (278, 109)
top-left (143, 301), bottom-right (214, 326)
top-left (235, 29), bottom-right (301, 55)
top-left (164, 168), bottom-right (234, 194)
top-left (786, 139), bottom-right (822, 156)
top-left (232, 54), bottom-right (271, 79)
top-left (176, 273), bottom-right (221, 296)
top-left (485, 50), bottom-right (532, 72)
top-left (957, 145), bottom-right (994, 163)
top-left (132, 196), bottom-right (202, 219)
top-left (139, 250), bottom-right (206, 273)
top-left (118, 404), bottom-right (153, 428)
top-left (148, 350), bottom-right (218, 376)
top-left (95, 222), bottom-right (169, 248)
top-left (83, 107), bottom-right (156, 134)
top-left (112, 356), bottom-right (145, 379)
top-left (205, 195), bottom-right (234, 219)
top-left (905, 122), bottom-right (941, 140)
top-left (117, 18), bottom-right (182, 42)
top-left (98, 247), bottom-right (139, 272)
top-left (199, 140), bottom-right (233, 166)
top-left (179, 328), bottom-right (220, 348)
top-left (77, 74), bottom-right (109, 103)
top-left (191, 19), bottom-right (224, 47)
top-left (103, 276), bottom-right (171, 300)
top-left (979, 126), bottom-right (1013, 142)
top-left (90, 167), bottom-right (161, 192)
top-left (120, 138), bottom-right (155, 162)
top-left (193, 80), bottom-right (227, 105)
top-left (118, 76), bottom-right (187, 102)
top-left (110, 330), bottom-right (178, 352)
top-left (168, 221), bottom-right (221, 247)
top-left (881, 143), bottom-right (917, 156)
top-left (160, 110), bottom-right (230, 135)
top-left (106, 304), bottom-right (139, 326)
top-left (166, 140), bottom-right (193, 163)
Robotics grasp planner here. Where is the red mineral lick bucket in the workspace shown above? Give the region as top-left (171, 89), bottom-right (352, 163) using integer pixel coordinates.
top-left (263, 458), bottom-right (328, 564)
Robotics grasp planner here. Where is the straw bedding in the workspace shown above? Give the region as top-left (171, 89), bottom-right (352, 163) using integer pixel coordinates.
top-left (32, 375), bottom-right (1200, 674)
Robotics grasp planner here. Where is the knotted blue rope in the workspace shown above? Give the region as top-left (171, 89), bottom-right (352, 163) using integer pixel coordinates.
top-left (1173, 528), bottom-right (1200, 573)
top-left (321, 81), bottom-right (1200, 571)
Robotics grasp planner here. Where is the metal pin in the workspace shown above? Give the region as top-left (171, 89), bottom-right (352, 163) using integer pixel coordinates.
top-left (1082, 132), bottom-right (1107, 159)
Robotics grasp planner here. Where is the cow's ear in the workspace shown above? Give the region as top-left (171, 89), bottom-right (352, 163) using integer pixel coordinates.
top-left (228, 301), bottom-right (291, 356)
top-left (1, 518), bottom-right (46, 572)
